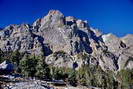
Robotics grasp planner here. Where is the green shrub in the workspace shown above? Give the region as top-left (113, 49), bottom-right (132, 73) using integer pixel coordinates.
top-left (10, 50), bottom-right (24, 66)
top-left (19, 55), bottom-right (38, 77)
top-left (0, 49), bottom-right (4, 63)
top-left (68, 69), bottom-right (77, 86)
top-left (49, 66), bottom-right (78, 86)
top-left (50, 67), bottom-right (68, 80)
top-left (77, 64), bottom-right (118, 89)
top-left (77, 66), bottom-right (88, 86)
top-left (117, 69), bottom-right (133, 89)
top-left (35, 56), bottom-right (50, 79)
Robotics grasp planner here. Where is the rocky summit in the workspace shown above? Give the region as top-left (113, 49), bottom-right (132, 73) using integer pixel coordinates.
top-left (0, 10), bottom-right (133, 71)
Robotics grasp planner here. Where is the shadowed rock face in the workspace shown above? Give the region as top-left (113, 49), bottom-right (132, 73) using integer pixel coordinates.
top-left (0, 10), bottom-right (133, 71)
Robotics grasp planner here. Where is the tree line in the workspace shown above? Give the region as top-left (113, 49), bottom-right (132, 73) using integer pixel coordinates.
top-left (0, 50), bottom-right (133, 89)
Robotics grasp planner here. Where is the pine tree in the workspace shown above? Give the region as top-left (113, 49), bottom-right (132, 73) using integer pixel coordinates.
top-left (35, 56), bottom-right (50, 79)
top-left (20, 54), bottom-right (38, 77)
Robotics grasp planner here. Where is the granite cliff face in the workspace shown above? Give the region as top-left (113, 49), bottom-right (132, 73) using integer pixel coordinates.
top-left (0, 10), bottom-right (133, 71)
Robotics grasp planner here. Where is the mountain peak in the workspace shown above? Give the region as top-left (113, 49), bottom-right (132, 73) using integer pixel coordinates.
top-left (0, 10), bottom-right (132, 71)
top-left (48, 10), bottom-right (64, 16)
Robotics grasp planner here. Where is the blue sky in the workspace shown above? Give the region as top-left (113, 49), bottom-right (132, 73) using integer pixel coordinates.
top-left (0, 0), bottom-right (133, 36)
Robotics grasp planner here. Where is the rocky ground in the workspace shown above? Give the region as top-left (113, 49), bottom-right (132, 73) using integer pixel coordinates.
top-left (2, 81), bottom-right (49, 89)
top-left (2, 81), bottom-right (100, 89)
top-left (1, 78), bottom-right (100, 89)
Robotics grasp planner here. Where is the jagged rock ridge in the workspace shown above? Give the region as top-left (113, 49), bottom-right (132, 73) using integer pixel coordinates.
top-left (0, 10), bottom-right (133, 71)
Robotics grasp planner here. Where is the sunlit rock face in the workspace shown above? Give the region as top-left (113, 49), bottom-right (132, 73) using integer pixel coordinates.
top-left (0, 10), bottom-right (133, 71)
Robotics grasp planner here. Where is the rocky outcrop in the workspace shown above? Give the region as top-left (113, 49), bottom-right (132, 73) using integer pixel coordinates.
top-left (0, 10), bottom-right (133, 71)
top-left (45, 51), bottom-right (74, 68)
top-left (101, 34), bottom-right (133, 70)
top-left (0, 61), bottom-right (14, 75)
